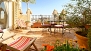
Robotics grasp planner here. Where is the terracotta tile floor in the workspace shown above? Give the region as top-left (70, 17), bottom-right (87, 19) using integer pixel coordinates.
top-left (0, 28), bottom-right (77, 51)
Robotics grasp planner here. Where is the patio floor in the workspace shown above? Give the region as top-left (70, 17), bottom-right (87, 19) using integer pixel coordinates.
top-left (0, 28), bottom-right (77, 51)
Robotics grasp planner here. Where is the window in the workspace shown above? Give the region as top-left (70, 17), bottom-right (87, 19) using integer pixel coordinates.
top-left (1, 11), bottom-right (4, 19)
top-left (0, 2), bottom-right (5, 19)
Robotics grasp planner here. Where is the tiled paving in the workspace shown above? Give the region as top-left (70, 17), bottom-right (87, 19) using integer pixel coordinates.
top-left (1, 28), bottom-right (77, 51)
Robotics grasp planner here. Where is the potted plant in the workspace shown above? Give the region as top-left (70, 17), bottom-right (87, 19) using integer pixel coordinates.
top-left (25, 21), bottom-right (30, 26)
top-left (66, 16), bottom-right (88, 49)
top-left (64, 0), bottom-right (91, 50)
top-left (66, 12), bottom-right (91, 50)
top-left (75, 9), bottom-right (91, 50)
top-left (66, 16), bottom-right (89, 48)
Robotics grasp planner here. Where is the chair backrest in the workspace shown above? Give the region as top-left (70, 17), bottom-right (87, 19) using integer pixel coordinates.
top-left (0, 35), bottom-right (37, 51)
top-left (7, 36), bottom-right (37, 51)
top-left (16, 19), bottom-right (26, 28)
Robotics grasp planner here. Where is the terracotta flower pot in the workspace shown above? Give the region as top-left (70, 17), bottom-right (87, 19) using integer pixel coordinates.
top-left (25, 21), bottom-right (30, 27)
top-left (85, 24), bottom-right (91, 29)
top-left (75, 33), bottom-right (88, 49)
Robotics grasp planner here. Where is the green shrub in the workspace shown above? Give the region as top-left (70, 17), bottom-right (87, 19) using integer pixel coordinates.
top-left (87, 27), bottom-right (91, 51)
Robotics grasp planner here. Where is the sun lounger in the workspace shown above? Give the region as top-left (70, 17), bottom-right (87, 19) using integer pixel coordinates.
top-left (0, 43), bottom-right (7, 51)
top-left (0, 35), bottom-right (38, 51)
top-left (0, 34), bottom-right (16, 42)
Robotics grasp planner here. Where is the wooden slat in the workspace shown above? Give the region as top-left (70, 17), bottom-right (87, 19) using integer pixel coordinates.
top-left (0, 34), bottom-right (16, 42)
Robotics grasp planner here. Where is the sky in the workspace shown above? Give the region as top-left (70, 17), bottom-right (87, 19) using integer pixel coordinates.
top-left (22, 0), bottom-right (71, 15)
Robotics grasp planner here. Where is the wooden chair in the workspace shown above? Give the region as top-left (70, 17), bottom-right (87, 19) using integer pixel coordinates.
top-left (0, 28), bottom-right (4, 39)
top-left (0, 35), bottom-right (38, 51)
top-left (16, 19), bottom-right (27, 29)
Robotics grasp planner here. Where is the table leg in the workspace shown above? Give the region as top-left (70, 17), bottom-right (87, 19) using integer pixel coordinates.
top-left (49, 27), bottom-right (51, 35)
top-left (53, 25), bottom-right (55, 34)
top-left (62, 27), bottom-right (64, 35)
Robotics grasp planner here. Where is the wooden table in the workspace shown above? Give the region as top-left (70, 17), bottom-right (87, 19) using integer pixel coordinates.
top-left (47, 20), bottom-right (65, 34)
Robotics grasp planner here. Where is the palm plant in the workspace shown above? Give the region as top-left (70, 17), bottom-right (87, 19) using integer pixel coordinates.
top-left (22, 0), bottom-right (35, 20)
top-left (22, 0), bottom-right (29, 10)
top-left (22, 0), bottom-right (35, 10)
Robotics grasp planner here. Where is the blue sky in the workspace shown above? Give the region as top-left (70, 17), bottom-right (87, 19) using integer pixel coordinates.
top-left (22, 0), bottom-right (71, 15)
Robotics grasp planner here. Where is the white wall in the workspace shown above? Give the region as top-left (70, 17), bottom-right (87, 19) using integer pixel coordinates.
top-left (8, 2), bottom-right (12, 29)
top-left (4, 0), bottom-right (22, 29)
top-left (4, 1), bottom-right (13, 29)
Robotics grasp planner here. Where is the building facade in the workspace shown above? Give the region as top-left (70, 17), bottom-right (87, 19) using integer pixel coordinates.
top-left (0, 0), bottom-right (32, 30)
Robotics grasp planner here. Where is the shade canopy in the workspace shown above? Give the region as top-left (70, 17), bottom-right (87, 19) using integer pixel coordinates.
top-left (0, 0), bottom-right (16, 2)
top-left (22, 0), bottom-right (36, 4)
top-left (0, 0), bottom-right (16, 4)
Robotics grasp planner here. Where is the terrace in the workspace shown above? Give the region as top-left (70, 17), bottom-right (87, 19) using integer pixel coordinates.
top-left (1, 28), bottom-right (76, 51)
top-left (0, 0), bottom-right (91, 51)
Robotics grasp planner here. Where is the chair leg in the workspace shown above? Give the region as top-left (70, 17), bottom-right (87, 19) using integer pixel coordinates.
top-left (0, 33), bottom-right (3, 39)
top-left (11, 36), bottom-right (15, 40)
top-left (1, 44), bottom-right (7, 51)
top-left (33, 43), bottom-right (38, 51)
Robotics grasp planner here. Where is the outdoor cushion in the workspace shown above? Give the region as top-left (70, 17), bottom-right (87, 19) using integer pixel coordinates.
top-left (8, 36), bottom-right (33, 50)
top-left (54, 25), bottom-right (63, 28)
top-left (42, 24), bottom-right (51, 28)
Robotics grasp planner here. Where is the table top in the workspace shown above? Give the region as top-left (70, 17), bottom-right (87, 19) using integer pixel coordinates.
top-left (48, 20), bottom-right (65, 22)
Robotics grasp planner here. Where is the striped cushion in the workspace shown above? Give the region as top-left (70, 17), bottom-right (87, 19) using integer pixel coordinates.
top-left (16, 19), bottom-right (26, 27)
top-left (8, 36), bottom-right (33, 50)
